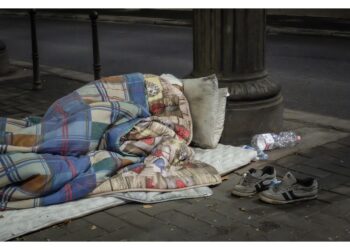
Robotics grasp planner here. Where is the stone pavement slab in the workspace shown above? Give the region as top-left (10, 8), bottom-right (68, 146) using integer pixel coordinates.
top-left (83, 212), bottom-right (132, 233)
top-left (0, 69), bottom-right (85, 118)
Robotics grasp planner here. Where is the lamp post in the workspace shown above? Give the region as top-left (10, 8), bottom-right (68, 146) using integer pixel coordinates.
top-left (192, 9), bottom-right (283, 145)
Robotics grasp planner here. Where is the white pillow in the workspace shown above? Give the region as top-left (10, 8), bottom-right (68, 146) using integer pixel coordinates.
top-left (182, 75), bottom-right (228, 148)
top-left (214, 88), bottom-right (229, 146)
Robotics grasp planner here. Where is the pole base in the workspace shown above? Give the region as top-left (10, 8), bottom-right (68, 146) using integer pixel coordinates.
top-left (32, 81), bottom-right (42, 90)
top-left (220, 93), bottom-right (284, 146)
top-left (0, 40), bottom-right (10, 76)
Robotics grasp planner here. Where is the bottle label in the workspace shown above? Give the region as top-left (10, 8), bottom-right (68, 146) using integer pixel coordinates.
top-left (262, 134), bottom-right (275, 150)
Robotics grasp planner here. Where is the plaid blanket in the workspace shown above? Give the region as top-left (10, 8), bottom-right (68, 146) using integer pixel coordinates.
top-left (0, 73), bottom-right (221, 210)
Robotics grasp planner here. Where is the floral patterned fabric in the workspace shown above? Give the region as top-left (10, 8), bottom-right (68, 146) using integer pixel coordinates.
top-left (92, 74), bottom-right (221, 194)
top-left (0, 73), bottom-right (221, 210)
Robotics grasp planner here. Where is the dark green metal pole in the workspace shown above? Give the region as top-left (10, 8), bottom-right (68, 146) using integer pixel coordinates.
top-left (90, 11), bottom-right (101, 80)
top-left (29, 9), bottom-right (42, 90)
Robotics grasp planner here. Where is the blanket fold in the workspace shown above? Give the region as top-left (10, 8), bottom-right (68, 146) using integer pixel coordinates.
top-left (0, 73), bottom-right (221, 210)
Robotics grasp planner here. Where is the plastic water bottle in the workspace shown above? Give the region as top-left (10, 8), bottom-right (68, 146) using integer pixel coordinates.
top-left (251, 131), bottom-right (301, 151)
top-left (242, 145), bottom-right (269, 161)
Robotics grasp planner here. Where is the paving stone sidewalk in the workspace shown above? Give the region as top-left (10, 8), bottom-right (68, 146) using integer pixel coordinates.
top-left (1, 67), bottom-right (350, 241)
top-left (15, 139), bottom-right (350, 241)
top-left (0, 69), bottom-right (85, 118)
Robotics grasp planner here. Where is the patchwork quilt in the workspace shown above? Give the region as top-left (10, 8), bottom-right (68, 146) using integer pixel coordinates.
top-left (0, 73), bottom-right (221, 210)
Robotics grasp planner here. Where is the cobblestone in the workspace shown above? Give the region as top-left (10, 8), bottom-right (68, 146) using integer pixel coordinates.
top-left (208, 224), bottom-right (268, 241)
top-left (104, 203), bottom-right (141, 217)
top-left (338, 136), bottom-right (350, 147)
top-left (285, 163), bottom-right (331, 178)
top-left (318, 174), bottom-right (350, 190)
top-left (155, 210), bottom-right (219, 238)
top-left (304, 212), bottom-right (350, 240)
top-left (261, 212), bottom-right (316, 234)
top-left (93, 225), bottom-right (144, 241)
top-left (118, 210), bottom-right (169, 230)
top-left (63, 218), bottom-right (94, 233)
top-left (83, 212), bottom-right (131, 233)
top-left (316, 190), bottom-right (349, 203)
top-left (330, 185), bottom-right (350, 196)
top-left (263, 226), bottom-right (300, 241)
top-left (174, 204), bottom-right (236, 228)
top-left (127, 225), bottom-right (190, 241)
top-left (136, 200), bottom-right (190, 217)
top-left (55, 224), bottom-right (107, 241)
top-left (303, 156), bottom-right (350, 177)
top-left (273, 164), bottom-right (320, 180)
top-left (275, 154), bottom-right (310, 168)
top-left (21, 226), bottom-right (70, 241)
top-left (0, 74), bottom-right (84, 118)
top-left (318, 164), bottom-right (350, 178)
top-left (320, 198), bottom-right (350, 222)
